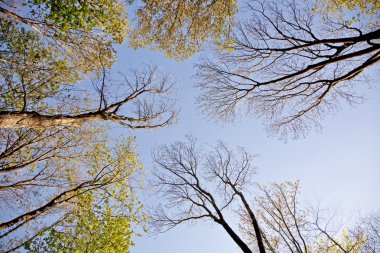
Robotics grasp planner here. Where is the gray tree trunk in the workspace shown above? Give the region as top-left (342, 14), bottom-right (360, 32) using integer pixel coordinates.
top-left (0, 112), bottom-right (100, 129)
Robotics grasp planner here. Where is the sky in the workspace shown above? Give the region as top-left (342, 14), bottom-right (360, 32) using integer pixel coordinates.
top-left (109, 41), bottom-right (380, 252)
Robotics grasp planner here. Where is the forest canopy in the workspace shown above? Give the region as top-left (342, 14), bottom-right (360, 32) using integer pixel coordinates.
top-left (0, 0), bottom-right (379, 252)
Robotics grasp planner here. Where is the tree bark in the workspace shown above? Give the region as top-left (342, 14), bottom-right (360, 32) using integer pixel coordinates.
top-left (0, 112), bottom-right (102, 129)
top-left (219, 220), bottom-right (253, 253)
top-left (0, 182), bottom-right (85, 232)
top-left (0, 6), bottom-right (44, 35)
top-left (238, 192), bottom-right (266, 253)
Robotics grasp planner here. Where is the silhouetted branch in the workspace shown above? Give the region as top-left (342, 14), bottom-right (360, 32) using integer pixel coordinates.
top-left (152, 136), bottom-right (265, 253)
top-left (196, 0), bottom-right (380, 139)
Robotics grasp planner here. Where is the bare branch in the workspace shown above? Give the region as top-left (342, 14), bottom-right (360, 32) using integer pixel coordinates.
top-left (0, 66), bottom-right (178, 129)
top-left (196, 0), bottom-right (380, 139)
top-left (152, 136), bottom-right (265, 253)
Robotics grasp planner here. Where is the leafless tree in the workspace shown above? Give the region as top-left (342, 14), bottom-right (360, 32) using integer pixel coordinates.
top-left (196, 0), bottom-right (380, 139)
top-left (0, 66), bottom-right (177, 129)
top-left (152, 136), bottom-right (266, 253)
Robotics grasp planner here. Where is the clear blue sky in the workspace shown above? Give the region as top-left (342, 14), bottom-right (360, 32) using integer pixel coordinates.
top-left (108, 41), bottom-right (380, 253)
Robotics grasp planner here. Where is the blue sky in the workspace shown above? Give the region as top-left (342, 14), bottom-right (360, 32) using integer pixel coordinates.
top-left (108, 42), bottom-right (380, 252)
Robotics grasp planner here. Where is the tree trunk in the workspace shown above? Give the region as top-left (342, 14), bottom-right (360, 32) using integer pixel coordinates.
top-left (230, 185), bottom-right (267, 253)
top-left (0, 112), bottom-right (101, 129)
top-left (0, 182), bottom-right (85, 232)
top-left (219, 220), bottom-right (253, 253)
top-left (239, 193), bottom-right (266, 253)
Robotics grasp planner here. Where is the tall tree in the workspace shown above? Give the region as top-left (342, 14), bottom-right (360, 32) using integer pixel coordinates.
top-left (0, 2), bottom-right (243, 251)
top-left (0, 0), bottom-right (128, 76)
top-left (1, 0), bottom-right (239, 76)
top-left (0, 133), bottom-right (144, 252)
top-left (240, 181), bottom-right (369, 253)
top-left (152, 137), bottom-right (378, 253)
top-left (196, 0), bottom-right (380, 139)
top-left (0, 0), bottom-right (243, 129)
top-left (24, 195), bottom-right (142, 253)
top-left (152, 136), bottom-right (266, 253)
top-left (0, 66), bottom-right (177, 129)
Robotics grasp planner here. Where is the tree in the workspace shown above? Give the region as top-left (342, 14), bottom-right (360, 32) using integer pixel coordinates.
top-left (130, 0), bottom-right (238, 60)
top-left (0, 0), bottom-right (128, 76)
top-left (196, 0), bottom-right (380, 139)
top-left (0, 18), bottom-right (82, 106)
top-left (0, 134), bottom-right (144, 252)
top-left (0, 0), bottom-right (235, 133)
top-left (152, 137), bottom-right (378, 253)
top-left (152, 136), bottom-right (266, 253)
top-left (315, 0), bottom-right (380, 19)
top-left (0, 2), bottom-right (242, 251)
top-left (240, 181), bottom-right (369, 253)
top-left (24, 191), bottom-right (143, 253)
top-left (0, 1), bottom-right (146, 129)
top-left (0, 0), bottom-right (247, 129)
top-left (351, 211), bottom-right (380, 253)
top-left (0, 66), bottom-right (177, 129)
top-left (1, 0), bottom-right (239, 77)
top-left (0, 125), bottom-right (102, 207)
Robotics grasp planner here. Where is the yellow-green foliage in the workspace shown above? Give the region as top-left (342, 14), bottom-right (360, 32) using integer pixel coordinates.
top-left (0, 19), bottom-right (80, 111)
top-left (1, 0), bottom-right (129, 78)
top-left (25, 197), bottom-right (139, 253)
top-left (316, 0), bottom-right (380, 25)
top-left (314, 229), bottom-right (367, 253)
top-left (317, 0), bottom-right (379, 15)
top-left (24, 137), bottom-right (146, 253)
top-left (30, 0), bottom-right (129, 44)
top-left (130, 0), bottom-right (238, 60)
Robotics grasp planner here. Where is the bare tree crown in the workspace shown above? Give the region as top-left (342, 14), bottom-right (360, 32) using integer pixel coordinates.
top-left (196, 0), bottom-right (380, 139)
top-left (152, 136), bottom-right (265, 253)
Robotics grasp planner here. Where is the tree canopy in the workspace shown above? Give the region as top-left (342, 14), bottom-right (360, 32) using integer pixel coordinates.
top-left (0, 0), bottom-right (379, 252)
top-left (24, 190), bottom-right (143, 253)
top-left (316, 0), bottom-right (380, 18)
top-left (152, 137), bottom-right (379, 253)
top-left (0, 0), bottom-right (128, 77)
top-left (0, 0), bottom-right (238, 77)
top-left (196, 0), bottom-right (380, 139)
top-left (130, 0), bottom-right (238, 60)
top-left (0, 131), bottom-right (145, 252)
top-left (0, 66), bottom-right (177, 129)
